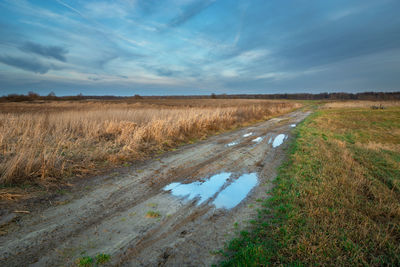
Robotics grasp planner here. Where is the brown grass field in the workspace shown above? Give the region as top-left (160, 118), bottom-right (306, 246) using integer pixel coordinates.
top-left (0, 99), bottom-right (301, 191)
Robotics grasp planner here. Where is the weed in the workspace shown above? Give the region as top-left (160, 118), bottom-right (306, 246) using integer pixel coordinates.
top-left (76, 256), bottom-right (93, 267)
top-left (95, 253), bottom-right (111, 264)
top-left (145, 211), bottom-right (161, 218)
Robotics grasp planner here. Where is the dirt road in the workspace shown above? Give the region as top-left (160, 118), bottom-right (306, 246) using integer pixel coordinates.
top-left (0, 110), bottom-right (310, 266)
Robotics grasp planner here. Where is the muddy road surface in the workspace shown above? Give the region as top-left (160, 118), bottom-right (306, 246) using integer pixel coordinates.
top-left (1, 110), bottom-right (310, 266)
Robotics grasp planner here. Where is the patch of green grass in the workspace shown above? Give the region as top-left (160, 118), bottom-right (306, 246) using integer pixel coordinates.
top-left (76, 253), bottom-right (111, 266)
top-left (76, 256), bottom-right (94, 267)
top-left (95, 253), bottom-right (111, 264)
top-left (220, 106), bottom-right (400, 266)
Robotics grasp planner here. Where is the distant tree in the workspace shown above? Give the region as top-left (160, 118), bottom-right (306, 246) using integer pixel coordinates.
top-left (46, 91), bottom-right (57, 100)
top-left (211, 93), bottom-right (217, 99)
top-left (28, 91), bottom-right (39, 100)
top-left (133, 94), bottom-right (143, 99)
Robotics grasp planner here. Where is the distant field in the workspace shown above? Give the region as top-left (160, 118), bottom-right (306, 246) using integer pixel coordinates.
top-left (222, 102), bottom-right (400, 266)
top-left (0, 99), bottom-right (300, 191)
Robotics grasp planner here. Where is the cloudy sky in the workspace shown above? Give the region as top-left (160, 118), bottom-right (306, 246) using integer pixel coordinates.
top-left (0, 0), bottom-right (399, 96)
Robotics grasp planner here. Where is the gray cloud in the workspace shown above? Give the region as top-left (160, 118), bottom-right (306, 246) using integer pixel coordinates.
top-left (0, 55), bottom-right (60, 74)
top-left (20, 42), bottom-right (68, 62)
top-left (155, 68), bottom-right (179, 77)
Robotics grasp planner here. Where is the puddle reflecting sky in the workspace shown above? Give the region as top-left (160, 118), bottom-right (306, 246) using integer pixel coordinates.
top-left (252, 137), bottom-right (263, 143)
top-left (243, 132), bottom-right (253, 137)
top-left (290, 124), bottom-right (296, 127)
top-left (272, 134), bottom-right (286, 148)
top-left (163, 172), bottom-right (258, 209)
top-left (226, 141), bottom-right (238, 147)
top-left (213, 173), bottom-right (258, 209)
top-left (163, 172), bottom-right (230, 204)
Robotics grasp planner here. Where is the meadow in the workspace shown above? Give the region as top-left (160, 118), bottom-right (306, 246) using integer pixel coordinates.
top-left (0, 99), bottom-right (300, 191)
top-left (221, 101), bottom-right (400, 266)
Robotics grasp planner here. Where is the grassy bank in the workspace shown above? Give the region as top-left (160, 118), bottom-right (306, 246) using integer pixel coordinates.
top-left (221, 104), bottom-right (400, 266)
top-left (0, 99), bottom-right (300, 193)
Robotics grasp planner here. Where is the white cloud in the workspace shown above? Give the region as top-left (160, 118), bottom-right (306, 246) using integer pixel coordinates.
top-left (236, 49), bottom-right (270, 63)
top-left (221, 69), bottom-right (239, 78)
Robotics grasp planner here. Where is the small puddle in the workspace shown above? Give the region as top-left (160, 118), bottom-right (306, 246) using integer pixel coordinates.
top-left (243, 132), bottom-right (253, 137)
top-left (252, 137), bottom-right (263, 143)
top-left (163, 172), bottom-right (230, 205)
top-left (226, 141), bottom-right (239, 147)
top-left (268, 137), bottom-right (272, 144)
top-left (290, 124), bottom-right (296, 127)
top-left (272, 134), bottom-right (286, 148)
top-left (213, 173), bottom-right (258, 209)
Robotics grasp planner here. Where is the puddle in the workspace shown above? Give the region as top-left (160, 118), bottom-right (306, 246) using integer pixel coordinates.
top-left (226, 141), bottom-right (239, 147)
top-left (163, 172), bottom-right (231, 205)
top-left (243, 132), bottom-right (253, 137)
top-left (268, 137), bottom-right (272, 144)
top-left (252, 137), bottom-right (263, 143)
top-left (272, 134), bottom-right (286, 148)
top-left (290, 124), bottom-right (296, 127)
top-left (213, 173), bottom-right (258, 209)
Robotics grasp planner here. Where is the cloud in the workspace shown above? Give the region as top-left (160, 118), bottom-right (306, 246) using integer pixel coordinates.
top-left (0, 55), bottom-right (60, 74)
top-left (20, 42), bottom-right (68, 62)
top-left (167, 0), bottom-right (217, 28)
top-left (155, 68), bottom-right (178, 77)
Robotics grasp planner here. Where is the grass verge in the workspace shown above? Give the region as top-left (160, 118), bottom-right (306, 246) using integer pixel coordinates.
top-left (220, 106), bottom-right (400, 266)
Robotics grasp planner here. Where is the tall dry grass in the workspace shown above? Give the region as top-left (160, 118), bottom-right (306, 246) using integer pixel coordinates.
top-left (0, 100), bottom-right (300, 186)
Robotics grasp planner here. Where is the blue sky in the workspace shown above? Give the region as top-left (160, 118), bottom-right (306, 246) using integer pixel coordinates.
top-left (0, 0), bottom-right (399, 96)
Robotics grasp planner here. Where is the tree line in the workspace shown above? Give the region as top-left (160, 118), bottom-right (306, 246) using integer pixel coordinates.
top-left (1, 91), bottom-right (399, 102)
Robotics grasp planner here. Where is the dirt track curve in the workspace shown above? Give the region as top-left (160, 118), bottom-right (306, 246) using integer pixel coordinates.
top-left (0, 110), bottom-right (310, 266)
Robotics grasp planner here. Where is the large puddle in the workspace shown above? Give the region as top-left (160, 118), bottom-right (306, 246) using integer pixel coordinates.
top-left (163, 172), bottom-right (230, 205)
top-left (272, 134), bottom-right (286, 148)
top-left (163, 172), bottom-right (258, 209)
top-left (213, 173), bottom-right (258, 209)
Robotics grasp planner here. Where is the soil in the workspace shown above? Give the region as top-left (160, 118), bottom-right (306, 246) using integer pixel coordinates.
top-left (0, 110), bottom-right (310, 266)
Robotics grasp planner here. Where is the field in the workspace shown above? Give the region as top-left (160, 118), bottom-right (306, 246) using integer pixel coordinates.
top-left (0, 99), bottom-right (300, 191)
top-left (221, 102), bottom-right (400, 266)
top-left (2, 99), bottom-right (400, 266)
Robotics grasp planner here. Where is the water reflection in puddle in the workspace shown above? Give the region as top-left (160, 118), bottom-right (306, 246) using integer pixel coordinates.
top-left (243, 132), bottom-right (253, 137)
top-left (268, 137), bottom-right (272, 144)
top-left (163, 172), bottom-right (258, 209)
top-left (226, 141), bottom-right (238, 147)
top-left (252, 137), bottom-right (263, 143)
top-left (163, 172), bottom-right (231, 204)
top-left (272, 134), bottom-right (286, 148)
top-left (213, 173), bottom-right (258, 209)
top-left (290, 124), bottom-right (296, 127)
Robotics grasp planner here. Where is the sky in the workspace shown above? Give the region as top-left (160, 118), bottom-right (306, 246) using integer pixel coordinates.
top-left (0, 0), bottom-right (400, 96)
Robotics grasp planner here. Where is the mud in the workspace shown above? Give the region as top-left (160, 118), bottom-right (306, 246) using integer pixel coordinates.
top-left (0, 110), bottom-right (310, 266)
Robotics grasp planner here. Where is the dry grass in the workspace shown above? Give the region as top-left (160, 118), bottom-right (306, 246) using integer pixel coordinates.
top-left (0, 99), bottom-right (300, 188)
top-left (323, 100), bottom-right (400, 109)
